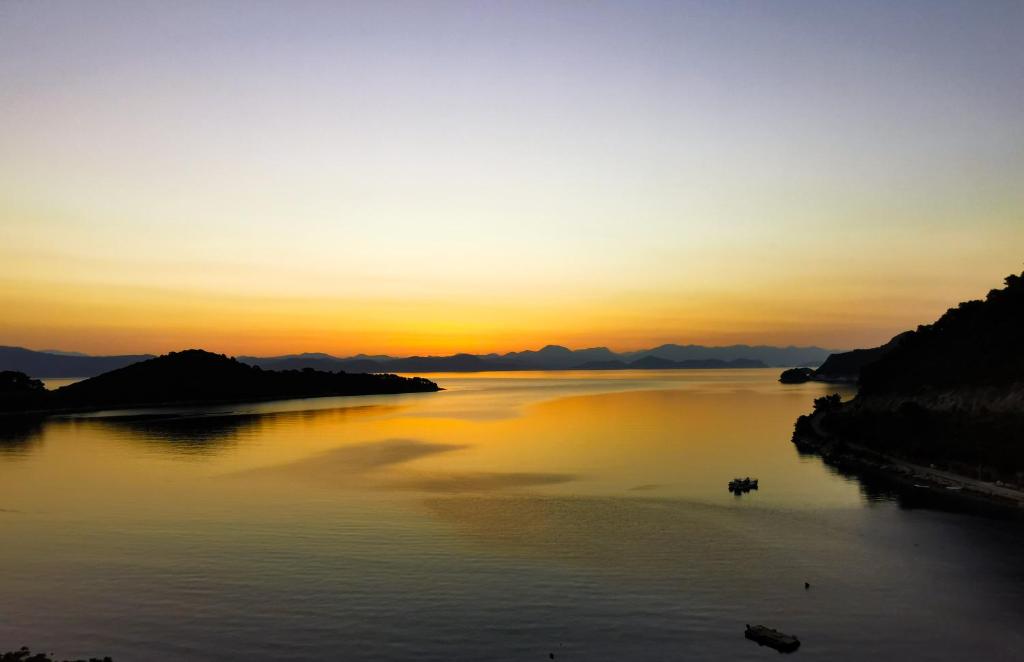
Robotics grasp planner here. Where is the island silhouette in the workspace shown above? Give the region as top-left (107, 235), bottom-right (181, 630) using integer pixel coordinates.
top-left (0, 349), bottom-right (439, 415)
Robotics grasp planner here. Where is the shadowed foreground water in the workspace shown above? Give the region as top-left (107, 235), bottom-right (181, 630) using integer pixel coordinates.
top-left (2, 370), bottom-right (1024, 660)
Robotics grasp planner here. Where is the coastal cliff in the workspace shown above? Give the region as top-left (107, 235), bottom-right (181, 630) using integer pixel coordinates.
top-left (793, 272), bottom-right (1024, 496)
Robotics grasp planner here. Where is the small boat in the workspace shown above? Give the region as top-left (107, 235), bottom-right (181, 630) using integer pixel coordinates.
top-left (745, 624), bottom-right (800, 653)
top-left (728, 477), bottom-right (759, 493)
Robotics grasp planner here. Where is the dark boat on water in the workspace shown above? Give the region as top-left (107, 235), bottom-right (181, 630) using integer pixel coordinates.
top-left (728, 477), bottom-right (759, 494)
top-left (745, 624), bottom-right (801, 652)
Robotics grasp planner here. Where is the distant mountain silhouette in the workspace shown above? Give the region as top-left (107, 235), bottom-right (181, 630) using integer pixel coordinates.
top-left (0, 346), bottom-right (154, 377)
top-left (572, 360), bottom-right (630, 370)
top-left (241, 344), bottom-right (824, 374)
top-left (500, 345), bottom-right (621, 370)
top-left (237, 356), bottom-right (352, 372)
top-left (0, 350), bottom-right (439, 414)
top-left (623, 356), bottom-right (766, 370)
top-left (628, 355), bottom-right (680, 370)
top-left (575, 357), bottom-right (766, 370)
top-left (620, 344), bottom-right (830, 366)
top-left (794, 271), bottom-right (1024, 485)
top-left (3, 343), bottom-right (836, 378)
top-left (380, 353), bottom-right (515, 372)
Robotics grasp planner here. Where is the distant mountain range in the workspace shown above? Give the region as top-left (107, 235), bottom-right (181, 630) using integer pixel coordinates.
top-left (240, 344), bottom-right (835, 373)
top-left (0, 343), bottom-right (838, 378)
top-left (0, 346), bottom-right (154, 378)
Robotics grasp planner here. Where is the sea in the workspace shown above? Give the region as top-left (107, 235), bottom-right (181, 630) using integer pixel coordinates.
top-left (2, 369), bottom-right (1023, 661)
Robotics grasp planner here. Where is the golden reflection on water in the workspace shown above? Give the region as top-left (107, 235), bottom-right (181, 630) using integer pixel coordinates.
top-left (237, 375), bottom-right (860, 507)
top-left (1, 370), bottom-right (861, 518)
top-left (6, 372), bottom-right (1024, 662)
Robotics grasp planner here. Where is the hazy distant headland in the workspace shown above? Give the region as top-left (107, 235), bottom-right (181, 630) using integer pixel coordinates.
top-left (0, 343), bottom-right (837, 378)
top-left (0, 350), bottom-right (439, 416)
top-left (779, 333), bottom-right (910, 384)
top-left (793, 272), bottom-right (1024, 502)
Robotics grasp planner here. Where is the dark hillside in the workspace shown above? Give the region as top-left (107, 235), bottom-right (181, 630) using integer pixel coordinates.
top-left (794, 272), bottom-right (1024, 483)
top-left (0, 371), bottom-right (48, 411)
top-left (52, 350), bottom-right (439, 409)
top-left (0, 350), bottom-right (439, 414)
top-left (859, 274), bottom-right (1024, 395)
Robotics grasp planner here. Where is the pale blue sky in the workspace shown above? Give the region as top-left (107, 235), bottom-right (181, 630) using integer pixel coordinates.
top-left (1, 1), bottom-right (1021, 354)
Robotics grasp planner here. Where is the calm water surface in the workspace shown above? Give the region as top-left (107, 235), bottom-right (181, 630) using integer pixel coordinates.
top-left (3, 370), bottom-right (1024, 660)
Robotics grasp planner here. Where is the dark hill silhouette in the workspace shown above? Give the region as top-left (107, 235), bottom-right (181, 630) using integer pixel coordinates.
top-left (859, 276), bottom-right (1024, 395)
top-left (779, 367), bottom-right (815, 384)
top-left (0, 371), bottom-right (48, 411)
top-left (778, 333), bottom-right (909, 384)
top-left (793, 271), bottom-right (1024, 487)
top-left (238, 355), bottom-right (391, 373)
top-left (814, 344), bottom-right (893, 382)
top-left (1, 350), bottom-right (438, 414)
top-left (238, 356), bottom-right (349, 372)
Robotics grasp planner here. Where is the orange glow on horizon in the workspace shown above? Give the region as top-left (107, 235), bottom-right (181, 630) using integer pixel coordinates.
top-left (1, 261), bottom-right (1018, 357)
top-left (1, 3), bottom-right (1020, 358)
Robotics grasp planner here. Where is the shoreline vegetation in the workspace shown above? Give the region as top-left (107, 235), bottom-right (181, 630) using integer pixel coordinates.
top-left (795, 403), bottom-right (1024, 509)
top-left (0, 350), bottom-right (440, 418)
top-left (1, 647), bottom-right (111, 662)
top-left (792, 272), bottom-right (1024, 510)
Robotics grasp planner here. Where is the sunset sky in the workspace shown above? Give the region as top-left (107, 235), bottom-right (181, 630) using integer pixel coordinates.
top-left (1, 1), bottom-right (1021, 356)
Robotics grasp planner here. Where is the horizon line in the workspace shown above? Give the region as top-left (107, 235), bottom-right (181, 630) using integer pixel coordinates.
top-left (8, 340), bottom-right (852, 359)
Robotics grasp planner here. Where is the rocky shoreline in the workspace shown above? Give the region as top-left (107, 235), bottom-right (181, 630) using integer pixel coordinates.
top-left (793, 410), bottom-right (1024, 511)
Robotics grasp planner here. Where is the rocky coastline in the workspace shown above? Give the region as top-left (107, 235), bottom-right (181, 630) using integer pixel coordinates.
top-left (790, 271), bottom-right (1024, 511)
top-left (793, 406), bottom-right (1024, 511)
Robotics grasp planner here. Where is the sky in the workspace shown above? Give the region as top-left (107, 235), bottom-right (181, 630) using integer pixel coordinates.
top-left (1, 0), bottom-right (1021, 356)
